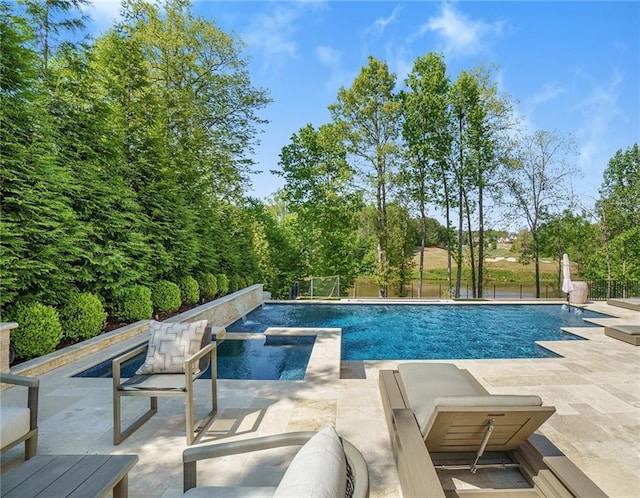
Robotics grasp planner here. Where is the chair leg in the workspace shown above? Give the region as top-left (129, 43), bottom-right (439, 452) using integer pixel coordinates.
top-left (185, 375), bottom-right (217, 445)
top-left (25, 431), bottom-right (37, 459)
top-left (114, 393), bottom-right (158, 445)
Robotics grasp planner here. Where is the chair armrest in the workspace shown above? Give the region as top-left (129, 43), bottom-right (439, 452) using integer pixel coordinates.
top-left (183, 432), bottom-right (317, 491)
top-left (185, 342), bottom-right (216, 380)
top-left (0, 373), bottom-right (39, 388)
top-left (112, 344), bottom-right (148, 389)
top-left (0, 373), bottom-right (39, 430)
top-left (341, 438), bottom-right (370, 498)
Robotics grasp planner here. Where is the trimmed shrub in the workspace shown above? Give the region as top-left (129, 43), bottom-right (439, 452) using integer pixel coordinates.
top-left (113, 285), bottom-right (153, 321)
top-left (179, 276), bottom-right (200, 305)
top-left (230, 274), bottom-right (242, 293)
top-left (238, 276), bottom-right (247, 289)
top-left (11, 302), bottom-right (63, 359)
top-left (60, 292), bottom-right (107, 341)
top-left (216, 273), bottom-right (229, 296)
top-left (151, 280), bottom-right (181, 313)
top-left (197, 273), bottom-right (217, 300)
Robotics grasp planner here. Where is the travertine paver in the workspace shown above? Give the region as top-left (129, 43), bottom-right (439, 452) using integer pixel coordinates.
top-left (1, 300), bottom-right (638, 497)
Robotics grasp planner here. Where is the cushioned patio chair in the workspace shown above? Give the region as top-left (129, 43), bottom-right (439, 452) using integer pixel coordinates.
top-left (113, 320), bottom-right (218, 445)
top-left (0, 373), bottom-right (39, 459)
top-left (182, 426), bottom-right (369, 497)
top-left (379, 362), bottom-right (606, 497)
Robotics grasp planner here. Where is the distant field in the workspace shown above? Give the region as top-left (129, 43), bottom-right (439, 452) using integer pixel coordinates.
top-left (415, 245), bottom-right (561, 284)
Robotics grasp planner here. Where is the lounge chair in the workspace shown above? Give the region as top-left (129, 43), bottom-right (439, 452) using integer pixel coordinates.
top-left (113, 320), bottom-right (219, 445)
top-left (0, 373), bottom-right (39, 459)
top-left (379, 362), bottom-right (607, 497)
top-left (182, 426), bottom-right (369, 497)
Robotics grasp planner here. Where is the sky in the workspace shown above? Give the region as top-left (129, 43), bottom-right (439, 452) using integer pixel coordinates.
top-left (86, 0), bottom-right (639, 224)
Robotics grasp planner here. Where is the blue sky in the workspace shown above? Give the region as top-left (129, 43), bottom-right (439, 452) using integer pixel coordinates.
top-left (87, 1), bottom-right (639, 219)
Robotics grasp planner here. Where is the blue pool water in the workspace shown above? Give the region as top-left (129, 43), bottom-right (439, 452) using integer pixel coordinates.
top-left (228, 304), bottom-right (607, 360)
top-left (74, 336), bottom-right (314, 380)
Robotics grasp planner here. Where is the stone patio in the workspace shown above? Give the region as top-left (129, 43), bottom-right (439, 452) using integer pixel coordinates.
top-left (1, 300), bottom-right (639, 497)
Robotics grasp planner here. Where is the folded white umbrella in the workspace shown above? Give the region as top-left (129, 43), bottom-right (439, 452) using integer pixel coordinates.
top-left (561, 253), bottom-right (574, 295)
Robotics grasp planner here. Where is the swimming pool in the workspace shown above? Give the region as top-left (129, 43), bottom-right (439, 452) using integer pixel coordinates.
top-left (228, 303), bottom-right (607, 360)
top-left (74, 336), bottom-right (314, 380)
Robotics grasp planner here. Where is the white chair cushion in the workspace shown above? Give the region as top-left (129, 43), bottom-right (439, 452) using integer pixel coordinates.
top-left (398, 363), bottom-right (543, 436)
top-left (184, 487), bottom-right (276, 497)
top-left (137, 320), bottom-right (208, 374)
top-left (273, 426), bottom-right (347, 498)
top-left (399, 363), bottom-right (479, 435)
top-left (0, 405), bottom-right (30, 448)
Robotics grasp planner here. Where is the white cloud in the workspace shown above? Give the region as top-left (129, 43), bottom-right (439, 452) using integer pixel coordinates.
top-left (243, 1), bottom-right (326, 70)
top-left (316, 45), bottom-right (341, 68)
top-left (572, 69), bottom-right (625, 189)
top-left (84, 0), bottom-right (122, 32)
top-left (530, 84), bottom-right (565, 106)
top-left (418, 1), bottom-right (504, 57)
top-left (368, 5), bottom-right (403, 36)
top-left (315, 44), bottom-right (355, 93)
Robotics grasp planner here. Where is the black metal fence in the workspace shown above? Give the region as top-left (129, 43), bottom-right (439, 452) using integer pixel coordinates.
top-left (587, 280), bottom-right (640, 300)
top-left (289, 279), bottom-right (639, 300)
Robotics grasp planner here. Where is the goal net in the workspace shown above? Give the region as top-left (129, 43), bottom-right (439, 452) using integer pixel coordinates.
top-left (309, 275), bottom-right (340, 299)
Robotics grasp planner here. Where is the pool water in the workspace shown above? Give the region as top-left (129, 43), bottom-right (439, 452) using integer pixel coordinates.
top-left (74, 336), bottom-right (314, 380)
top-left (228, 304), bottom-right (607, 360)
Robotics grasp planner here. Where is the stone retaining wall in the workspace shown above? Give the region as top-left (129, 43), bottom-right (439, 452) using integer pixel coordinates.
top-left (4, 284), bottom-right (268, 380)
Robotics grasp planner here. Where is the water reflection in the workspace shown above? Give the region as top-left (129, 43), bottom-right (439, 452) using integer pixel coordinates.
top-left (348, 277), bottom-right (559, 299)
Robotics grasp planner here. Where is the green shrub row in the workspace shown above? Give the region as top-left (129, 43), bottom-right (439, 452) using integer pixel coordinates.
top-left (7, 272), bottom-right (253, 360)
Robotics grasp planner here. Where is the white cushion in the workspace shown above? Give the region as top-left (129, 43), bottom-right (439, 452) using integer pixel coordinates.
top-left (0, 405), bottom-right (30, 448)
top-left (274, 426), bottom-right (347, 498)
top-left (136, 320), bottom-right (208, 374)
top-left (398, 363), bottom-right (542, 436)
top-left (184, 487), bottom-right (276, 497)
top-left (399, 363), bottom-right (479, 435)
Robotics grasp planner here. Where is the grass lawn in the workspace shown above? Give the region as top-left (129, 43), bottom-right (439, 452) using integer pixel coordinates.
top-left (416, 245), bottom-right (562, 284)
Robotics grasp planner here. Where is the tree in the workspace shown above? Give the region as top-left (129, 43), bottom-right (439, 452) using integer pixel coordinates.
top-left (329, 56), bottom-right (402, 296)
top-left (402, 52), bottom-right (451, 297)
top-left (449, 65), bottom-right (514, 298)
top-left (503, 130), bottom-right (578, 297)
top-left (276, 123), bottom-right (362, 290)
top-left (0, 2), bottom-right (82, 308)
top-left (19, 0), bottom-right (89, 79)
top-left (537, 211), bottom-right (597, 294)
top-left (589, 143), bottom-right (640, 293)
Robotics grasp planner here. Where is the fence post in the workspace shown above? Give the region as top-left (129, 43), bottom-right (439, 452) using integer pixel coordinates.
top-left (520, 284), bottom-right (522, 299)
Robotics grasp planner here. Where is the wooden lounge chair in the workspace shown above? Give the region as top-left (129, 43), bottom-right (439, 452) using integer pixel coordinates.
top-left (182, 426), bottom-right (369, 497)
top-left (113, 320), bottom-right (219, 445)
top-left (379, 362), bottom-right (607, 497)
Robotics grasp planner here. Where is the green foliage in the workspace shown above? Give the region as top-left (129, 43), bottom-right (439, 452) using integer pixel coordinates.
top-left (59, 292), bottom-right (107, 341)
top-left (197, 273), bottom-right (217, 299)
top-left (179, 276), bottom-right (199, 305)
top-left (10, 302), bottom-right (63, 359)
top-left (151, 280), bottom-right (181, 313)
top-left (216, 273), bottom-right (229, 295)
top-left (230, 276), bottom-right (239, 293)
top-left (329, 56), bottom-right (402, 295)
top-left (113, 286), bottom-right (153, 321)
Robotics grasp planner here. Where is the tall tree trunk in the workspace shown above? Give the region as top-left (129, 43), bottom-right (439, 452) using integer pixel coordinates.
top-left (477, 178), bottom-right (484, 298)
top-left (441, 167), bottom-right (453, 297)
top-left (533, 232), bottom-right (541, 298)
top-left (456, 187), bottom-right (463, 298)
top-left (463, 190), bottom-right (476, 298)
top-left (376, 158), bottom-right (387, 297)
top-left (418, 191), bottom-right (426, 298)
